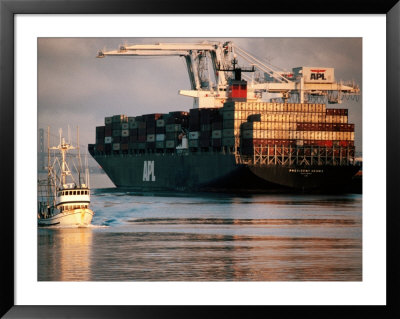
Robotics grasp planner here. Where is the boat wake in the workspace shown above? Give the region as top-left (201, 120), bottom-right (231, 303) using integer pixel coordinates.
top-left (38, 224), bottom-right (109, 229)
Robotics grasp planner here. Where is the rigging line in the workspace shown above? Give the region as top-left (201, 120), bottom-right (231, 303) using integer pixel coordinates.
top-left (41, 130), bottom-right (88, 149)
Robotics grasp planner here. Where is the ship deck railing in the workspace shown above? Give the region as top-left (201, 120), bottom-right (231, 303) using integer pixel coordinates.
top-left (235, 145), bottom-right (355, 167)
top-left (91, 145), bottom-right (355, 167)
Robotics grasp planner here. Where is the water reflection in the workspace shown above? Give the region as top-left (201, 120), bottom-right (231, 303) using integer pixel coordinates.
top-left (38, 192), bottom-right (362, 281)
top-left (38, 228), bottom-right (93, 281)
top-left (86, 233), bottom-right (361, 281)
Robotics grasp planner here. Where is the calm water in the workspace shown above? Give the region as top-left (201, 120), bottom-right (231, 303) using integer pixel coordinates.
top-left (38, 174), bottom-right (362, 281)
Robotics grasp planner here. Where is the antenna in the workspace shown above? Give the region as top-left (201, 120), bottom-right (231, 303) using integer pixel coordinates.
top-left (77, 126), bottom-right (82, 187)
top-left (85, 153), bottom-right (90, 189)
top-left (68, 125), bottom-right (71, 145)
top-left (59, 128), bottom-right (62, 146)
top-left (47, 126), bottom-right (50, 208)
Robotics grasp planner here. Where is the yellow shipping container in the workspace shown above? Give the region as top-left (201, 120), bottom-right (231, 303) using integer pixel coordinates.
top-left (282, 113), bottom-right (288, 122)
top-left (325, 115), bottom-right (331, 123)
top-left (283, 131), bottom-right (290, 139)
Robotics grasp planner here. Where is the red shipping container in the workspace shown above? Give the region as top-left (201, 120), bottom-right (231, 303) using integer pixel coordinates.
top-left (96, 144), bottom-right (105, 152)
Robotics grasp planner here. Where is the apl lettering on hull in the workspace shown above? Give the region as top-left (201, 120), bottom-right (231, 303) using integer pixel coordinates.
top-left (143, 161), bottom-right (156, 182)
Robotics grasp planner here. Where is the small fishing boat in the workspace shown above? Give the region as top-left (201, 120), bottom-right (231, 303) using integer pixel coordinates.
top-left (38, 127), bottom-right (94, 227)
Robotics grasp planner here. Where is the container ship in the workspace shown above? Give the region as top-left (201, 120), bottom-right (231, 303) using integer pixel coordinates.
top-left (88, 41), bottom-right (360, 192)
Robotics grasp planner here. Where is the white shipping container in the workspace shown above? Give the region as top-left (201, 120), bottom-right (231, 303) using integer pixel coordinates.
top-left (121, 130), bottom-right (129, 137)
top-left (156, 134), bottom-right (166, 141)
top-left (104, 137), bottom-right (112, 144)
top-left (105, 117), bottom-right (112, 124)
top-left (112, 143), bottom-right (120, 151)
top-left (121, 123), bottom-right (129, 130)
top-left (189, 131), bottom-right (200, 140)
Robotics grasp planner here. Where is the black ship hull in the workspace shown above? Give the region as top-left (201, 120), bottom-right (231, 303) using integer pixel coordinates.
top-left (90, 152), bottom-right (360, 193)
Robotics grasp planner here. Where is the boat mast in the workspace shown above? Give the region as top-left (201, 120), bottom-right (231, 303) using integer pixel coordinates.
top-left (77, 126), bottom-right (82, 187)
top-left (54, 128), bottom-right (75, 187)
top-left (47, 127), bottom-right (50, 208)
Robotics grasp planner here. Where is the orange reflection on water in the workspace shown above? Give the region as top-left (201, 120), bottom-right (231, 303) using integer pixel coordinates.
top-left (38, 228), bottom-right (93, 281)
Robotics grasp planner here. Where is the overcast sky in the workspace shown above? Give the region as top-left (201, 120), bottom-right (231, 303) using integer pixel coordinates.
top-left (38, 37), bottom-right (362, 153)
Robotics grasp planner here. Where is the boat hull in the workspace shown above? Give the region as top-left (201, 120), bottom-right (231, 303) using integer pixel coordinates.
top-left (92, 152), bottom-right (360, 192)
top-left (38, 208), bottom-right (94, 227)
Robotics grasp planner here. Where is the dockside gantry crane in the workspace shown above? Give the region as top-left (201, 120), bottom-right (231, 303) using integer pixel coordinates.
top-left (97, 41), bottom-right (360, 108)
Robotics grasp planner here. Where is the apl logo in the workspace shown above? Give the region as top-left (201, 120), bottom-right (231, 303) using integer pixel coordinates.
top-left (310, 69), bottom-right (326, 81)
top-left (143, 161), bottom-right (156, 182)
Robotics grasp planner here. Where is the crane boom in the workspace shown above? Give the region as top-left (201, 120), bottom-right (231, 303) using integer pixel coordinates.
top-left (97, 41), bottom-right (360, 108)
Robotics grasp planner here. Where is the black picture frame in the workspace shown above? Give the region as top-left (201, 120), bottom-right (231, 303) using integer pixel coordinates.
top-left (1, 0), bottom-right (399, 318)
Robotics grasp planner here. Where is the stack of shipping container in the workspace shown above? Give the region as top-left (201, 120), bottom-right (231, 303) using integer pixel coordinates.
top-left (234, 102), bottom-right (354, 156)
top-left (188, 108), bottom-right (222, 149)
top-left (94, 112), bottom-right (189, 154)
top-left (92, 101), bottom-right (355, 159)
